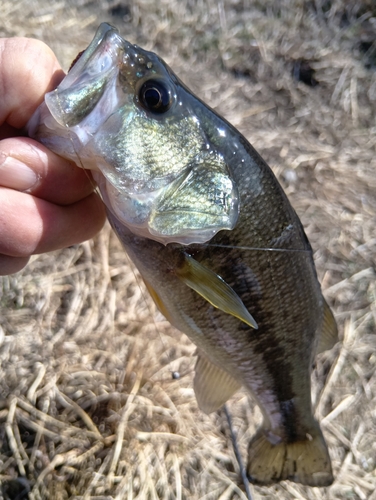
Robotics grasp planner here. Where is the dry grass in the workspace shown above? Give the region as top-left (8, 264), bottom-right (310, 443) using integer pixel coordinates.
top-left (1, 0), bottom-right (376, 498)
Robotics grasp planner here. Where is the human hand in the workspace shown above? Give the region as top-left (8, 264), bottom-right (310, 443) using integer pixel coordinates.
top-left (0, 37), bottom-right (107, 275)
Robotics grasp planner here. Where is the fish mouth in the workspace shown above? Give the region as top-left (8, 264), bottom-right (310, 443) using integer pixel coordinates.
top-left (38, 23), bottom-right (168, 163)
top-left (44, 24), bottom-right (127, 129)
top-left (65, 23), bottom-right (125, 84)
top-left (43, 23), bottom-right (173, 131)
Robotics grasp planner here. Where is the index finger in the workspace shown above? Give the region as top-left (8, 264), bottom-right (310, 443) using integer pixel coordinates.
top-left (0, 37), bottom-right (65, 128)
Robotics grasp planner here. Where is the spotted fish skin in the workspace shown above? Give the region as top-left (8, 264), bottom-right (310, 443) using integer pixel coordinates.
top-left (28, 23), bottom-right (337, 486)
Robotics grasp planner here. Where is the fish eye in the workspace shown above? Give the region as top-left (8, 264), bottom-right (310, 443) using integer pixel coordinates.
top-left (138, 79), bottom-right (173, 114)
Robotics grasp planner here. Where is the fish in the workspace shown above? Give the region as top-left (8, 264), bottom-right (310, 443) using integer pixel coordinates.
top-left (28, 23), bottom-right (338, 487)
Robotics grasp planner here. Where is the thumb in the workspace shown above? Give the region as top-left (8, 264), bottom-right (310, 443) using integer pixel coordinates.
top-left (0, 37), bottom-right (65, 128)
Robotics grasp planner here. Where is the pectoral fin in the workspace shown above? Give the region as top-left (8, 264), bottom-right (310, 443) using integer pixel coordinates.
top-left (176, 254), bottom-right (258, 329)
top-left (194, 350), bottom-right (241, 414)
top-left (316, 299), bottom-right (338, 354)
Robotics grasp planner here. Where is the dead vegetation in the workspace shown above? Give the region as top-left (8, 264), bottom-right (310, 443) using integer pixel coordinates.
top-left (0, 0), bottom-right (375, 498)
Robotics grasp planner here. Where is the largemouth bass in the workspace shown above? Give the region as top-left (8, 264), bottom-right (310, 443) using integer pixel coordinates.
top-left (28, 23), bottom-right (338, 487)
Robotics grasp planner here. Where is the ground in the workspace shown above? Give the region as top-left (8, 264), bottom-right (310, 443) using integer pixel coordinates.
top-left (0, 1), bottom-right (376, 499)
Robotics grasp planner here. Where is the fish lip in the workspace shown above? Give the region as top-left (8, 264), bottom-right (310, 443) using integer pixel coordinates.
top-left (43, 24), bottom-right (127, 128)
top-left (59, 23), bottom-right (126, 91)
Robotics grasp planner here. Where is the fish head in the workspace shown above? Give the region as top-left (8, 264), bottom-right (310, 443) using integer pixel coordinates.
top-left (28, 23), bottom-right (239, 245)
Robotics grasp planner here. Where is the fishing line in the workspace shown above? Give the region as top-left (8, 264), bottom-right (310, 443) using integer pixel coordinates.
top-left (223, 404), bottom-right (253, 500)
top-left (62, 121), bottom-right (311, 261)
top-left (203, 243), bottom-right (312, 254)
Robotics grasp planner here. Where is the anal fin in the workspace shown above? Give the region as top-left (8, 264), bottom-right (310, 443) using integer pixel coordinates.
top-left (194, 350), bottom-right (241, 414)
top-left (316, 299), bottom-right (338, 354)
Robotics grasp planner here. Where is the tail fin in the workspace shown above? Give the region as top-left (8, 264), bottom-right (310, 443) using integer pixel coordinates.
top-left (247, 425), bottom-right (333, 487)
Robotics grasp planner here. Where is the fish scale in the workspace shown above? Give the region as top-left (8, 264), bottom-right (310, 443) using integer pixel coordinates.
top-left (28, 22), bottom-right (338, 487)
top-left (100, 113), bottom-right (205, 191)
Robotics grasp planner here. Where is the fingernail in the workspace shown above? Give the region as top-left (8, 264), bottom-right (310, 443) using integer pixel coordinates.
top-left (0, 154), bottom-right (39, 191)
